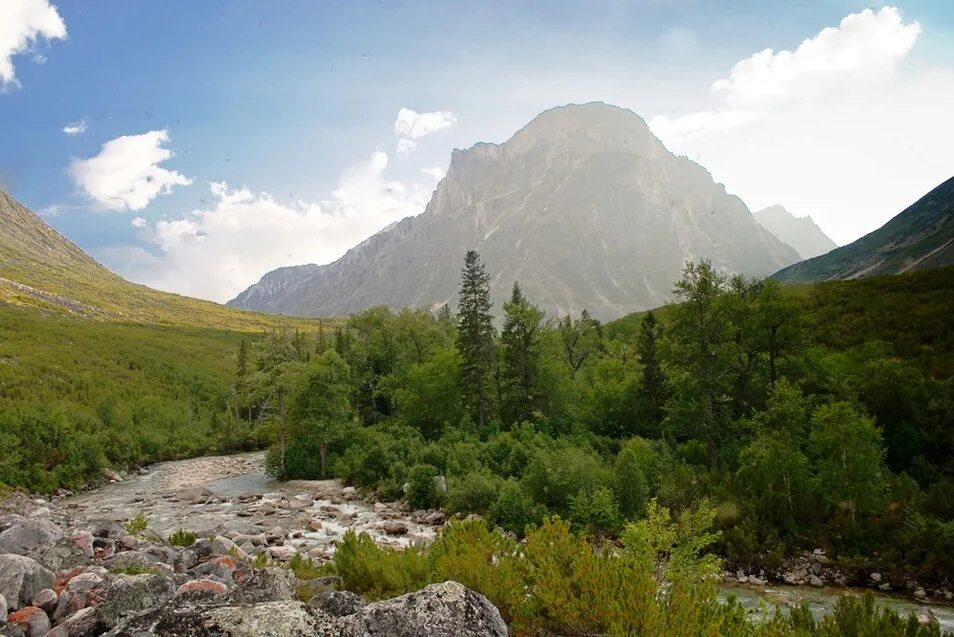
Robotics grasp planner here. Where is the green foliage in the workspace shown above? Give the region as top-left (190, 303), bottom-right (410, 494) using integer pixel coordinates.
top-left (490, 478), bottom-right (540, 533)
top-left (456, 250), bottom-right (496, 427)
top-left (287, 554), bottom-right (324, 580)
top-left (614, 440), bottom-right (649, 518)
top-left (569, 485), bottom-right (623, 536)
top-left (167, 528), bottom-right (197, 547)
top-left (124, 512), bottom-right (148, 535)
top-left (405, 463), bottom-right (442, 509)
top-left (499, 282), bottom-right (546, 424)
top-left (445, 470), bottom-right (500, 515)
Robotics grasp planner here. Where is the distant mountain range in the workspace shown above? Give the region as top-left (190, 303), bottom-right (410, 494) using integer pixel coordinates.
top-left (0, 189), bottom-right (314, 331)
top-left (753, 205), bottom-right (837, 260)
top-left (230, 102), bottom-right (800, 320)
top-left (773, 176), bottom-right (954, 284)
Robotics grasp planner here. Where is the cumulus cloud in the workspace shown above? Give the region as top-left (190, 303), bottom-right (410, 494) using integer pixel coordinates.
top-left (0, 0), bottom-right (66, 88)
top-left (109, 152), bottom-right (431, 302)
top-left (394, 107), bottom-right (457, 155)
top-left (130, 216), bottom-right (147, 229)
top-left (714, 7), bottom-right (920, 107)
top-left (62, 118), bottom-right (86, 135)
top-left (647, 6), bottom-right (953, 246)
top-left (652, 7), bottom-right (921, 145)
top-left (69, 129), bottom-right (192, 211)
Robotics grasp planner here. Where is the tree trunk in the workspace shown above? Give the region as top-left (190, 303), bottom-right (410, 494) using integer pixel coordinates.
top-left (320, 441), bottom-right (328, 479)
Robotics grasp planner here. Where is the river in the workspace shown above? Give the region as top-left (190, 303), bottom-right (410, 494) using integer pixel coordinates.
top-left (60, 452), bottom-right (954, 631)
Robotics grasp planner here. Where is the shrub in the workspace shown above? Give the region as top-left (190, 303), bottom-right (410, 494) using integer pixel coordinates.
top-left (490, 479), bottom-right (540, 534)
top-left (406, 463), bottom-right (442, 509)
top-left (168, 528), bottom-right (197, 547)
top-left (124, 512), bottom-right (148, 535)
top-left (569, 485), bottom-right (623, 537)
top-left (331, 530), bottom-right (431, 599)
top-left (445, 470), bottom-right (500, 515)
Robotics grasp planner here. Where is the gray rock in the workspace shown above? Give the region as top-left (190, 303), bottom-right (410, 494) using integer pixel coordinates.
top-left (341, 581), bottom-right (507, 637)
top-left (0, 555), bottom-right (54, 610)
top-left (98, 573), bottom-right (177, 628)
top-left (108, 600), bottom-right (339, 637)
top-left (5, 606), bottom-right (48, 637)
top-left (28, 588), bottom-right (56, 612)
top-left (24, 539), bottom-right (90, 572)
top-left (0, 520), bottom-right (64, 555)
top-left (809, 575), bottom-right (824, 587)
top-left (211, 537), bottom-right (248, 561)
top-left (45, 607), bottom-right (99, 637)
top-left (308, 590), bottom-right (365, 617)
top-left (103, 551), bottom-right (152, 572)
top-left (229, 567), bottom-right (296, 604)
top-left (0, 592), bottom-right (6, 623)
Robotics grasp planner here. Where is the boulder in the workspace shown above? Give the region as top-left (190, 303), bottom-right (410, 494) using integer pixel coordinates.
top-left (267, 545), bottom-right (297, 561)
top-left (0, 520), bottom-right (64, 556)
top-left (107, 600), bottom-right (338, 636)
top-left (341, 581), bottom-right (507, 637)
top-left (25, 539), bottom-right (90, 573)
top-left (809, 575), bottom-right (824, 587)
top-left (44, 607), bottom-right (99, 637)
top-left (97, 573), bottom-right (177, 628)
top-left (5, 607), bottom-right (48, 637)
top-left (229, 567), bottom-right (296, 604)
top-left (175, 579), bottom-right (229, 601)
top-left (28, 588), bottom-right (56, 613)
top-left (308, 590), bottom-right (365, 617)
top-left (211, 537), bottom-right (248, 562)
top-left (0, 555), bottom-right (54, 610)
top-left (103, 551), bottom-right (153, 572)
top-left (382, 521), bottom-right (408, 536)
top-left (0, 592), bottom-right (6, 623)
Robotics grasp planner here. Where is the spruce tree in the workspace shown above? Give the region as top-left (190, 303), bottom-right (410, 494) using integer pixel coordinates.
top-left (637, 310), bottom-right (665, 427)
top-left (500, 281), bottom-right (544, 424)
top-left (456, 250), bottom-right (495, 427)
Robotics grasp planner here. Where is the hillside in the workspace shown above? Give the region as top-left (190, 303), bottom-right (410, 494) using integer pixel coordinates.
top-left (607, 265), bottom-right (954, 379)
top-left (773, 176), bottom-right (954, 284)
top-left (753, 205), bottom-right (837, 260)
top-left (0, 189), bottom-right (317, 331)
top-left (230, 102), bottom-right (799, 321)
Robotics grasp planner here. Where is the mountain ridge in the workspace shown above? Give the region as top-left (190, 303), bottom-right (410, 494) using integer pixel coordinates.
top-left (772, 175), bottom-right (954, 284)
top-left (230, 102), bottom-right (800, 320)
top-left (753, 204), bottom-right (837, 260)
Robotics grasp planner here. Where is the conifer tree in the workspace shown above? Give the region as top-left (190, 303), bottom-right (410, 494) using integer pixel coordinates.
top-left (455, 250), bottom-right (495, 427)
top-left (637, 310), bottom-right (665, 426)
top-left (500, 281), bottom-right (544, 424)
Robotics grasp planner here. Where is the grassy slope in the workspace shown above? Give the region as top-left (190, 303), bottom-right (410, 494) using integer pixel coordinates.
top-left (606, 265), bottom-right (954, 378)
top-left (0, 189), bottom-right (319, 332)
top-left (772, 175), bottom-right (954, 284)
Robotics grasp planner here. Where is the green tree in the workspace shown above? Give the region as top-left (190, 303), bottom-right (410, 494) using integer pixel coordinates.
top-left (456, 251), bottom-right (496, 428)
top-left (809, 401), bottom-right (886, 523)
top-left (637, 311), bottom-right (665, 432)
top-left (500, 282), bottom-right (545, 424)
top-left (558, 309), bottom-right (603, 378)
top-left (291, 349), bottom-right (352, 478)
top-left (753, 278), bottom-right (803, 388)
top-left (663, 260), bottom-right (734, 468)
top-left (615, 441), bottom-right (650, 519)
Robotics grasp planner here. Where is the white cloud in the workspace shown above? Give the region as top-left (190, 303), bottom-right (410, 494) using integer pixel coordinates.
top-left (394, 107), bottom-right (457, 155)
top-left (421, 165), bottom-right (447, 180)
top-left (110, 152), bottom-right (430, 302)
top-left (648, 6), bottom-right (953, 245)
top-left (130, 216), bottom-right (147, 229)
top-left (62, 118), bottom-right (86, 135)
top-left (0, 0), bottom-right (66, 88)
top-left (714, 7), bottom-right (920, 107)
top-left (69, 129), bottom-right (192, 211)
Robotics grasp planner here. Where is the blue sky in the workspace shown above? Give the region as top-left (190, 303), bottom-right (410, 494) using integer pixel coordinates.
top-left (1, 1), bottom-right (953, 301)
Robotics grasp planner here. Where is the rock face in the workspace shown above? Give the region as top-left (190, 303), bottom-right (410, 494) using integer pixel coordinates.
top-left (342, 581), bottom-right (508, 637)
top-left (109, 582), bottom-right (507, 637)
top-left (230, 102), bottom-right (799, 321)
top-left (0, 555), bottom-right (55, 610)
top-left (753, 205), bottom-right (837, 260)
top-left (774, 175), bottom-right (954, 284)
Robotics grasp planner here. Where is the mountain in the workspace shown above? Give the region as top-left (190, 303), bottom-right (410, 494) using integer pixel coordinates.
top-left (230, 102), bottom-right (800, 320)
top-left (0, 189), bottom-right (316, 331)
top-left (753, 205), bottom-right (837, 260)
top-left (773, 176), bottom-right (954, 284)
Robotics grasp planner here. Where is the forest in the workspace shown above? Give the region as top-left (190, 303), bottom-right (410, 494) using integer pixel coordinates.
top-left (2, 255), bottom-right (953, 589)
top-left (236, 253), bottom-right (954, 585)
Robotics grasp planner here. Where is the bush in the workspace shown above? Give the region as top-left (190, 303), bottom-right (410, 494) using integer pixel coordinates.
top-left (445, 470), bottom-right (500, 515)
top-left (124, 512), bottom-right (148, 535)
top-left (615, 441), bottom-right (650, 518)
top-left (490, 479), bottom-right (541, 534)
top-left (406, 463), bottom-right (442, 509)
top-left (332, 530), bottom-right (431, 599)
top-left (168, 528), bottom-right (197, 546)
top-left (569, 485), bottom-right (623, 536)
top-left (522, 444), bottom-right (610, 513)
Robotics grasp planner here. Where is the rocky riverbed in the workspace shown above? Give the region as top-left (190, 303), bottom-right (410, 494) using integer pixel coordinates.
top-left (3, 451), bottom-right (953, 635)
top-left (0, 452), bottom-right (504, 637)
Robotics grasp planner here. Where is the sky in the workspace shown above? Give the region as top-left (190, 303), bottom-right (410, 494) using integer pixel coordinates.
top-left (1, 1), bottom-right (952, 303)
